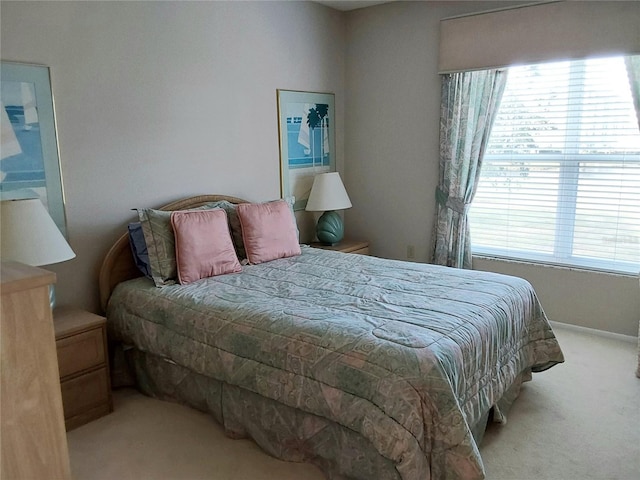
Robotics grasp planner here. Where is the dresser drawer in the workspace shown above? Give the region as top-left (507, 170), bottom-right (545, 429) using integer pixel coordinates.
top-left (60, 367), bottom-right (110, 420)
top-left (56, 327), bottom-right (105, 379)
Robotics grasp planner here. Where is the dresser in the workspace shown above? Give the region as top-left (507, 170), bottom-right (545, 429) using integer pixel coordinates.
top-left (54, 307), bottom-right (113, 430)
top-left (0, 262), bottom-right (72, 480)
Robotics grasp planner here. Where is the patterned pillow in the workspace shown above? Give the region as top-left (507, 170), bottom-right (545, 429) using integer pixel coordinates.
top-left (207, 200), bottom-right (245, 259)
top-left (171, 209), bottom-right (242, 284)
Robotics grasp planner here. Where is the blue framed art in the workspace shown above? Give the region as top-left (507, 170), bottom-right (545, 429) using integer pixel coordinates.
top-left (1, 62), bottom-right (67, 236)
top-left (277, 90), bottom-right (336, 211)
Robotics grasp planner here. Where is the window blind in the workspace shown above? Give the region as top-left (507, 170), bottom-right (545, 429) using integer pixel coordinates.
top-left (469, 56), bottom-right (640, 275)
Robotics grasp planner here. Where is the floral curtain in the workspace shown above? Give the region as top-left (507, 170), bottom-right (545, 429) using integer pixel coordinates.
top-left (431, 69), bottom-right (507, 269)
top-left (626, 56), bottom-right (640, 129)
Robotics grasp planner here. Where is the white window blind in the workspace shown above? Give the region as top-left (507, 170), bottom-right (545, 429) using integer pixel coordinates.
top-left (469, 56), bottom-right (640, 275)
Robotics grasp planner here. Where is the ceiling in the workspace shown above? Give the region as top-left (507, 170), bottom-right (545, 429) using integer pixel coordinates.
top-left (313, 1), bottom-right (393, 11)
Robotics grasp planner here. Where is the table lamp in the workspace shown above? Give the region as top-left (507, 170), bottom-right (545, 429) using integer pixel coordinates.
top-left (305, 172), bottom-right (352, 245)
top-left (1, 198), bottom-right (75, 307)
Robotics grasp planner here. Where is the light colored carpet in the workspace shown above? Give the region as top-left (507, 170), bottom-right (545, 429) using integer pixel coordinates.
top-left (67, 325), bottom-right (640, 480)
top-left (480, 325), bottom-right (639, 480)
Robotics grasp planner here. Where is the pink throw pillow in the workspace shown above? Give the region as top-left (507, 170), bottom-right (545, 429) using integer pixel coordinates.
top-left (237, 200), bottom-right (301, 264)
top-left (170, 209), bottom-right (242, 284)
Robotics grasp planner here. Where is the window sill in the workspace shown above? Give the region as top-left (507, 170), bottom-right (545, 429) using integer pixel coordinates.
top-left (472, 254), bottom-right (639, 279)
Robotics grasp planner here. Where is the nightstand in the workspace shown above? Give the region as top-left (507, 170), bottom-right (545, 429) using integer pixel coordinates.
top-left (311, 239), bottom-right (370, 255)
top-left (53, 307), bottom-right (113, 431)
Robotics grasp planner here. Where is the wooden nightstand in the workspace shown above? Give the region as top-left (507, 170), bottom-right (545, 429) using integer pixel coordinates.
top-left (311, 239), bottom-right (370, 255)
top-left (53, 307), bottom-right (113, 431)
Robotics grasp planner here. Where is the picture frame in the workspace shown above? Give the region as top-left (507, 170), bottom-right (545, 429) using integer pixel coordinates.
top-left (1, 62), bottom-right (67, 236)
top-left (277, 90), bottom-right (336, 211)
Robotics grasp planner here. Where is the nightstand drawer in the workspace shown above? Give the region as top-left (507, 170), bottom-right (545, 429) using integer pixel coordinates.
top-left (56, 327), bottom-right (105, 379)
top-left (60, 367), bottom-right (110, 420)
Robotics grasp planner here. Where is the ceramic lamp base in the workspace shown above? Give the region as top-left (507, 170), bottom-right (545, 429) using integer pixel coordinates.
top-left (316, 210), bottom-right (344, 245)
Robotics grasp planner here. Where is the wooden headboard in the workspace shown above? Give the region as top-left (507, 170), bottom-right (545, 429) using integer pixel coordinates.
top-left (98, 194), bottom-right (249, 312)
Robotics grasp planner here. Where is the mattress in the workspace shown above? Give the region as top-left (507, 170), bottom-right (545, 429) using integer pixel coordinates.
top-left (107, 246), bottom-right (564, 480)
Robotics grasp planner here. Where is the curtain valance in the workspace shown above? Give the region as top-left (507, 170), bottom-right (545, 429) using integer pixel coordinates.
top-left (439, 1), bottom-right (640, 74)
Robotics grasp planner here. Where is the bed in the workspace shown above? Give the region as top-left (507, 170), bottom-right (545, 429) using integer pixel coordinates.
top-left (100, 194), bottom-right (564, 480)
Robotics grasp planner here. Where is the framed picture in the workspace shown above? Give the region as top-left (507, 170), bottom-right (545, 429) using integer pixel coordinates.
top-left (1, 62), bottom-right (67, 236)
top-left (277, 90), bottom-right (336, 211)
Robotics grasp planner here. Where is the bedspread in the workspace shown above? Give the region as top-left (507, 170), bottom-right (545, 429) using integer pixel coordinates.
top-left (107, 246), bottom-right (564, 480)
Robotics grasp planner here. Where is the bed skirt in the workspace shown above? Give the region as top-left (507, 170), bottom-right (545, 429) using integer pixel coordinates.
top-left (111, 345), bottom-right (529, 480)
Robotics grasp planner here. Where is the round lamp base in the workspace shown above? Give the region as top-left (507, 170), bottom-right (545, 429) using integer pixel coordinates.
top-left (316, 211), bottom-right (344, 246)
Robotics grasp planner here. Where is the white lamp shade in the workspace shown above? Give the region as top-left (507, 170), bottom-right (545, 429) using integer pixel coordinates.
top-left (1, 198), bottom-right (75, 266)
top-left (305, 172), bottom-right (352, 212)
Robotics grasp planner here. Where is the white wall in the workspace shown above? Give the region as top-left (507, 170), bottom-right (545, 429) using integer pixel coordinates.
top-left (344, 1), bottom-right (639, 336)
top-left (473, 257), bottom-right (639, 336)
top-left (1, 0), bottom-right (345, 311)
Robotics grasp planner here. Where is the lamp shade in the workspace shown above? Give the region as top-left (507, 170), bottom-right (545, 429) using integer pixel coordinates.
top-left (1, 198), bottom-right (75, 266)
top-left (305, 172), bottom-right (352, 212)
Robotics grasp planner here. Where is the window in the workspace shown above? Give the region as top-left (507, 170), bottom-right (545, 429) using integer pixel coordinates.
top-left (469, 56), bottom-right (640, 275)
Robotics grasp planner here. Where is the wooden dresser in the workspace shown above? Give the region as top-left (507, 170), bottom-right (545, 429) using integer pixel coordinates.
top-left (0, 262), bottom-right (72, 479)
top-left (54, 307), bottom-right (113, 430)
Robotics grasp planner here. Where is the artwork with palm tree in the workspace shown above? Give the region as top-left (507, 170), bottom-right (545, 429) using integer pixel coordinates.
top-left (278, 90), bottom-right (335, 211)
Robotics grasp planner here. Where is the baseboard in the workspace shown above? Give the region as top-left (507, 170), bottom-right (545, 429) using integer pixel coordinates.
top-left (550, 321), bottom-right (637, 344)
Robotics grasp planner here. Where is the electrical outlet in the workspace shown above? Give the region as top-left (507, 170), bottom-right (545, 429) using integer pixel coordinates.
top-left (406, 245), bottom-right (415, 259)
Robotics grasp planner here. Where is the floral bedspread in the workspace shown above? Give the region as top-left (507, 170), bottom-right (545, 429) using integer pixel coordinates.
top-left (107, 246), bottom-right (564, 480)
